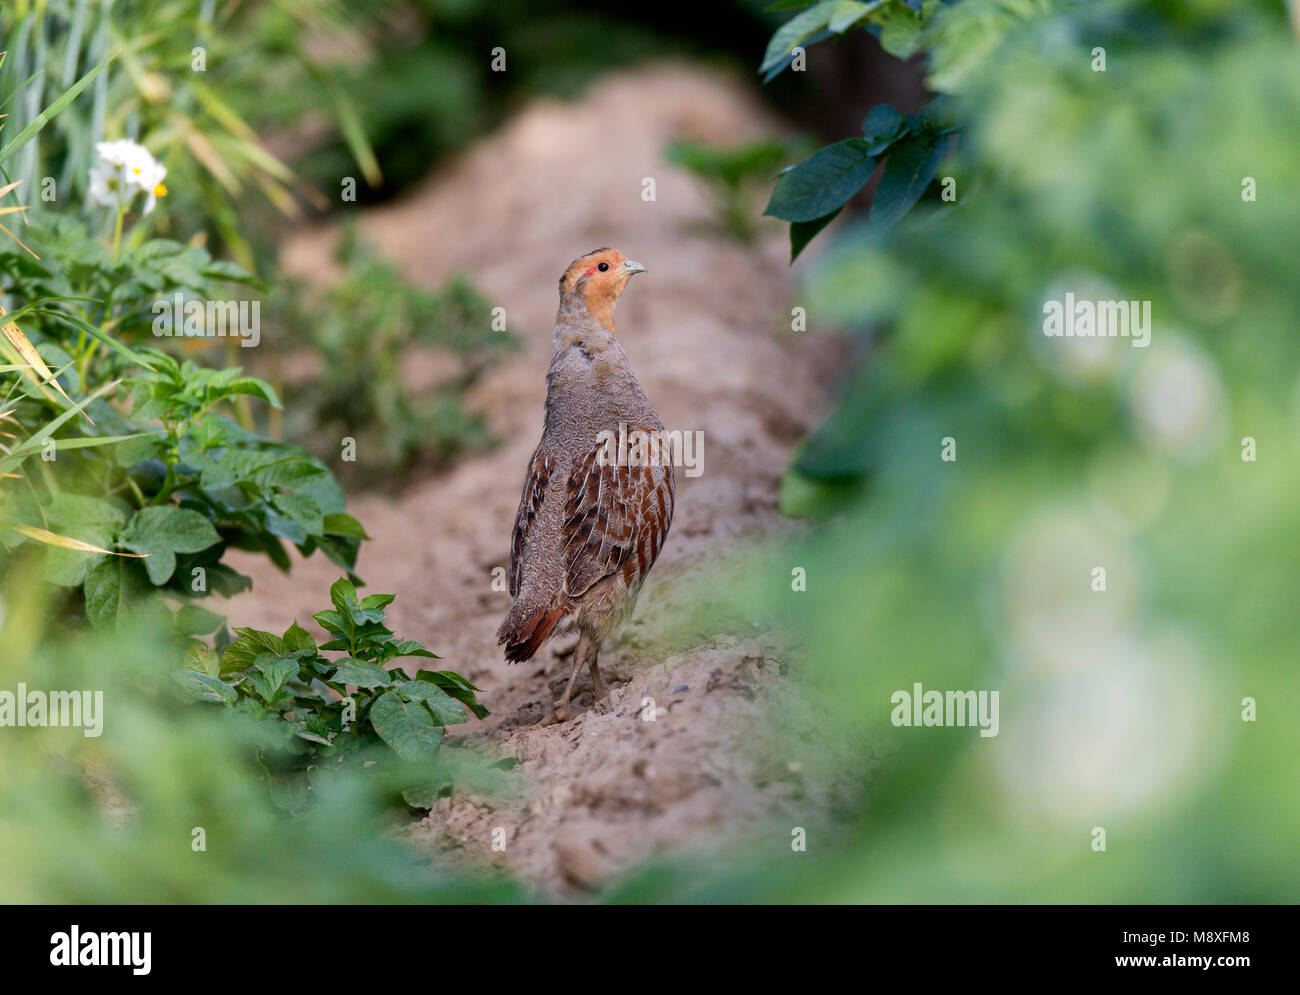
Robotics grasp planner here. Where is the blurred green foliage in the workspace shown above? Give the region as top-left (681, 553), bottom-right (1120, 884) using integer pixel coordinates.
top-left (269, 229), bottom-right (514, 479)
top-left (611, 0), bottom-right (1300, 902)
top-left (0, 569), bottom-right (521, 902)
top-left (667, 135), bottom-right (814, 240)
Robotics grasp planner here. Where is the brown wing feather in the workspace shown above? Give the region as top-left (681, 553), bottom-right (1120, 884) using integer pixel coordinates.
top-left (508, 445), bottom-right (552, 598)
top-left (561, 431), bottom-right (675, 598)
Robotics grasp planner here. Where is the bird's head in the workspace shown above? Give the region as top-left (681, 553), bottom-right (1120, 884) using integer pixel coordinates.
top-left (558, 248), bottom-right (646, 329)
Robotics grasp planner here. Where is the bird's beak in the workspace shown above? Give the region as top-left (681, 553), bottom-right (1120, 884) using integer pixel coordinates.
top-left (621, 260), bottom-right (647, 276)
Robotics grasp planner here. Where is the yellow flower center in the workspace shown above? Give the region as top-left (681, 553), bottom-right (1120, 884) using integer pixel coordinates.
top-left (154, 183), bottom-right (167, 198)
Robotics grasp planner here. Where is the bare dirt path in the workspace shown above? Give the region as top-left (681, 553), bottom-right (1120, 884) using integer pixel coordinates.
top-left (227, 63), bottom-right (852, 893)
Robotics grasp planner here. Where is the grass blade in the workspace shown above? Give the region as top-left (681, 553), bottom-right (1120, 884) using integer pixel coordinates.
top-left (0, 50), bottom-right (116, 165)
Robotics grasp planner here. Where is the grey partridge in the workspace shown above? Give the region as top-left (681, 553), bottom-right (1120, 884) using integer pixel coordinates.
top-left (496, 248), bottom-right (675, 723)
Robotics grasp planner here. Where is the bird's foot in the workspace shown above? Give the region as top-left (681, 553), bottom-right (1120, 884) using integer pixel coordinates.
top-left (538, 703), bottom-right (569, 726)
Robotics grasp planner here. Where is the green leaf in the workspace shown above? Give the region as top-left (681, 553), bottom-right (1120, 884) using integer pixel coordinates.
top-left (114, 431), bottom-right (166, 467)
top-left (828, 0), bottom-right (872, 33)
top-left (183, 643), bottom-right (222, 678)
top-left (83, 556), bottom-right (150, 631)
top-left (171, 669), bottom-right (238, 706)
top-left (120, 506), bottom-right (221, 585)
top-left (416, 670), bottom-right (487, 719)
top-left (369, 690), bottom-right (444, 761)
top-left (294, 728), bottom-right (334, 747)
top-left (312, 536), bottom-right (362, 577)
top-left (43, 433), bottom-right (149, 453)
top-left (176, 604), bottom-right (225, 636)
top-left (82, 558), bottom-right (121, 631)
top-left (199, 259), bottom-right (259, 285)
top-left (790, 207), bottom-right (843, 262)
top-left (764, 139), bottom-right (877, 223)
top-left (248, 653), bottom-right (298, 700)
top-left (917, 94), bottom-right (956, 133)
top-left (396, 680), bottom-right (468, 725)
top-left (759, 1), bottom-right (839, 76)
top-left (44, 494), bottom-right (127, 587)
top-left (870, 131), bottom-right (951, 231)
top-left (877, 0), bottom-right (938, 59)
top-left (221, 627), bottom-right (286, 675)
top-left (329, 577), bottom-right (359, 614)
top-left (282, 621), bottom-right (317, 653)
top-left (416, 669), bottom-right (482, 693)
top-left (330, 658), bottom-right (394, 688)
top-left (220, 377), bottom-right (281, 409)
top-left (312, 609), bottom-right (350, 641)
top-left (271, 491), bottom-right (323, 535)
top-left (391, 638), bottom-right (437, 659)
top-left (322, 512), bottom-right (370, 540)
top-left (250, 458), bottom-right (327, 489)
top-left (325, 577), bottom-right (385, 625)
top-left (861, 103), bottom-right (906, 154)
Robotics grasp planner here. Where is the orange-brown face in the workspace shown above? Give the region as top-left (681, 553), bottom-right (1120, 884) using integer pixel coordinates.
top-left (559, 248), bottom-right (647, 308)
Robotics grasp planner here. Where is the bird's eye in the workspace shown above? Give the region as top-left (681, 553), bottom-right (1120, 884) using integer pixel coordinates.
top-left (597, 262), bottom-right (610, 272)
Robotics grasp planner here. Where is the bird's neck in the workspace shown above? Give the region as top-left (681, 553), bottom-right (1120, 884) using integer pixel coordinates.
top-left (554, 294), bottom-right (619, 354)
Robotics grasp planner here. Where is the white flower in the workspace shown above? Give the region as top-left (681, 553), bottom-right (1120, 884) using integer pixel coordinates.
top-left (90, 139), bottom-right (168, 214)
top-left (88, 160), bottom-right (127, 209)
top-left (94, 139), bottom-right (138, 167)
top-left (136, 160), bottom-right (168, 215)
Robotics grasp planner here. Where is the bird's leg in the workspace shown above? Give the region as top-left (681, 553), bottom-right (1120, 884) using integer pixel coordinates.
top-left (540, 632), bottom-right (591, 725)
top-left (588, 650), bottom-right (607, 709)
top-left (556, 650), bottom-right (585, 719)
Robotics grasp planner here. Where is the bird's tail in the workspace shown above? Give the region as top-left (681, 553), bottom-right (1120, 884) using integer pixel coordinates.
top-left (497, 602), bottom-right (566, 663)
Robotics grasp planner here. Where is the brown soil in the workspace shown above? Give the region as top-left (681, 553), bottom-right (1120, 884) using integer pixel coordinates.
top-left (227, 63), bottom-right (857, 895)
